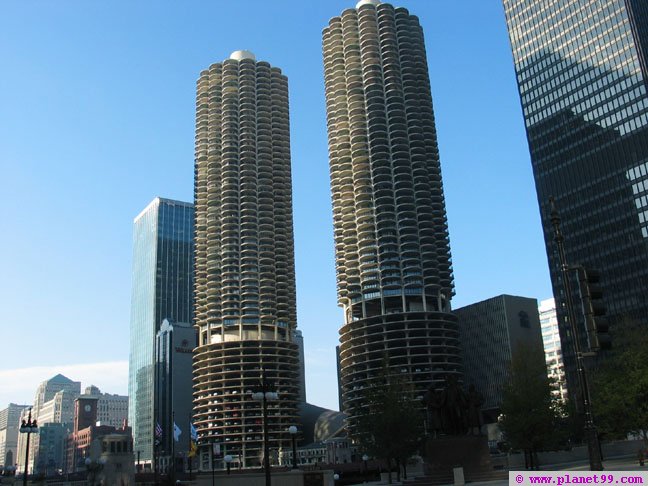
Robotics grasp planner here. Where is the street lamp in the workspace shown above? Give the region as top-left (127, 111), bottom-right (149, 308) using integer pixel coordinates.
top-left (251, 369), bottom-right (278, 486)
top-left (362, 454), bottom-right (369, 473)
top-left (288, 426), bottom-right (298, 469)
top-left (19, 408), bottom-right (38, 486)
top-left (549, 198), bottom-right (603, 471)
top-left (224, 454), bottom-right (233, 475)
top-left (84, 457), bottom-right (106, 486)
top-left (211, 443), bottom-right (216, 486)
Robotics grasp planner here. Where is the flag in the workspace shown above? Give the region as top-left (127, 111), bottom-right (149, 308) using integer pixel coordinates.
top-left (173, 422), bottom-right (181, 442)
top-left (188, 422), bottom-right (198, 457)
top-left (155, 422), bottom-right (163, 438)
top-left (189, 440), bottom-right (198, 457)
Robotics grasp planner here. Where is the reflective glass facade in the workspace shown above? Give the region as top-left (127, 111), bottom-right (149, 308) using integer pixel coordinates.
top-left (128, 197), bottom-right (194, 463)
top-left (503, 0), bottom-right (648, 390)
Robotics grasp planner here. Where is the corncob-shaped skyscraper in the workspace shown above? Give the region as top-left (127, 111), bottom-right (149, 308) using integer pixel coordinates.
top-left (193, 50), bottom-right (300, 468)
top-left (322, 0), bottom-right (462, 432)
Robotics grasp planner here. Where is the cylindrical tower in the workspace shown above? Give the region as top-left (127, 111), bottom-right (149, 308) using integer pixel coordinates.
top-left (322, 1), bottom-right (462, 432)
top-left (193, 50), bottom-right (300, 468)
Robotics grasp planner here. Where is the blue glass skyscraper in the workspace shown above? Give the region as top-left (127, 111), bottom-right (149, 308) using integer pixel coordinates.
top-left (128, 197), bottom-right (194, 464)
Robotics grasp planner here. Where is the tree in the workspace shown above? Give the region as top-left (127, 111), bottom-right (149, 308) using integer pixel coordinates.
top-left (352, 363), bottom-right (423, 484)
top-left (591, 322), bottom-right (648, 442)
top-left (499, 344), bottom-right (562, 468)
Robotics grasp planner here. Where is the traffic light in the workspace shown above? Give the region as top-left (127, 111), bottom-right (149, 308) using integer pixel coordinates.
top-left (579, 268), bottom-right (611, 351)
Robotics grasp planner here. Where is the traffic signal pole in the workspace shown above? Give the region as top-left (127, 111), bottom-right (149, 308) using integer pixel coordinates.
top-left (549, 198), bottom-right (603, 471)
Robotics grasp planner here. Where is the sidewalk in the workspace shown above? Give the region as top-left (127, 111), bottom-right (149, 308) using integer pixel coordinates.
top-left (349, 456), bottom-right (646, 486)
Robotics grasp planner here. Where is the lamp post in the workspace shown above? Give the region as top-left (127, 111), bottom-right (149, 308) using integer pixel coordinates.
top-left (211, 444), bottom-right (216, 486)
top-left (251, 369), bottom-right (278, 486)
top-left (288, 426), bottom-right (298, 469)
top-left (362, 454), bottom-right (369, 474)
top-left (224, 455), bottom-right (233, 475)
top-left (19, 408), bottom-right (38, 486)
top-left (549, 198), bottom-right (603, 471)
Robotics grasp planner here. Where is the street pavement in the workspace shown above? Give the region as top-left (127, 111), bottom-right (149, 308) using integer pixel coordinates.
top-left (466, 456), bottom-right (645, 486)
top-left (351, 456), bottom-right (646, 486)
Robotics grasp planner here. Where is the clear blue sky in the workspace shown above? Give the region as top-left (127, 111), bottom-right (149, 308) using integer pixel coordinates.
top-left (0, 1), bottom-right (551, 411)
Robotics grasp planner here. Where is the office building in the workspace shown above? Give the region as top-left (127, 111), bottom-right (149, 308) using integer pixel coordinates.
top-left (0, 403), bottom-right (29, 469)
top-left (37, 389), bottom-right (78, 425)
top-left (539, 298), bottom-right (568, 403)
top-left (36, 423), bottom-right (68, 476)
top-left (31, 374), bottom-right (81, 417)
top-left (293, 329), bottom-right (306, 403)
top-left (322, 0), bottom-right (461, 432)
top-left (154, 319), bottom-right (196, 465)
top-left (193, 50), bottom-right (301, 469)
top-left (502, 0), bottom-right (648, 390)
top-left (16, 374), bottom-right (80, 475)
top-left (128, 197), bottom-right (194, 464)
top-left (455, 295), bottom-right (545, 418)
top-left (82, 386), bottom-right (128, 429)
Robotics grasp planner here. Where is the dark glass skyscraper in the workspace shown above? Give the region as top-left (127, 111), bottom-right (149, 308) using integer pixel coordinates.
top-left (502, 1), bottom-right (648, 388)
top-left (128, 197), bottom-right (194, 463)
top-left (323, 0), bottom-right (461, 433)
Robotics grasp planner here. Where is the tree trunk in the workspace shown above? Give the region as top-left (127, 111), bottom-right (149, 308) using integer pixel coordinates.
top-left (396, 458), bottom-right (401, 482)
top-left (387, 457), bottom-right (393, 484)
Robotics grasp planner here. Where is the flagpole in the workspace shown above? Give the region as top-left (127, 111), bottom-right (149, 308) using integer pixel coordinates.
top-left (153, 419), bottom-right (162, 486)
top-left (154, 432), bottom-right (157, 486)
top-left (171, 411), bottom-right (175, 484)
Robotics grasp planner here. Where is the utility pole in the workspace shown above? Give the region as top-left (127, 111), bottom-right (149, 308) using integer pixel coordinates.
top-left (549, 197), bottom-right (603, 471)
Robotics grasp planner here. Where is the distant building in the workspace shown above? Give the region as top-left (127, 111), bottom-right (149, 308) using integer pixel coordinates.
top-left (154, 319), bottom-right (196, 469)
top-left (294, 330), bottom-right (306, 403)
top-left (539, 298), bottom-right (568, 403)
top-left (36, 423), bottom-right (68, 476)
top-left (455, 295), bottom-right (545, 419)
top-left (32, 374), bottom-right (81, 417)
top-left (0, 403), bottom-right (29, 469)
top-left (65, 396), bottom-right (133, 475)
top-left (82, 386), bottom-right (128, 429)
top-left (128, 197), bottom-right (194, 464)
top-left (335, 345), bottom-right (342, 413)
top-left (16, 374), bottom-right (80, 475)
top-left (280, 437), bottom-right (354, 467)
top-left (297, 402), bottom-right (346, 447)
top-left (31, 389), bottom-right (78, 474)
top-left (37, 389), bottom-right (78, 425)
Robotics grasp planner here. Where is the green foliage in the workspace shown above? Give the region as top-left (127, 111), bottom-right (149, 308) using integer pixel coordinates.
top-left (592, 322), bottom-right (648, 441)
top-left (499, 344), bottom-right (562, 451)
top-left (352, 365), bottom-right (424, 466)
top-left (554, 398), bottom-right (584, 445)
